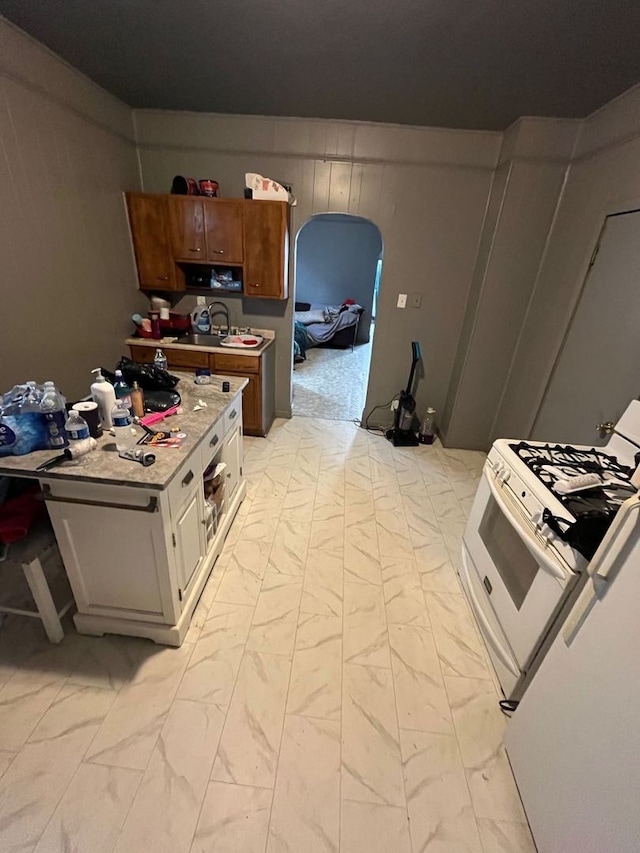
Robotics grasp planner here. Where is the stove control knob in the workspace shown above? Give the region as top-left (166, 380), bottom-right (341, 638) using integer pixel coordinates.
top-left (501, 469), bottom-right (511, 483)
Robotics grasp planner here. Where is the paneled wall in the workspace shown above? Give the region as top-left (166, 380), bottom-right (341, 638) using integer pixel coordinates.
top-left (135, 110), bottom-right (500, 420)
top-left (493, 87), bottom-right (640, 440)
top-left (0, 18), bottom-right (144, 400)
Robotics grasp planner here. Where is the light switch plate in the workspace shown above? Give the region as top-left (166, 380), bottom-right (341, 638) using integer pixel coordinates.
top-left (411, 293), bottom-right (422, 308)
top-left (397, 293), bottom-right (407, 309)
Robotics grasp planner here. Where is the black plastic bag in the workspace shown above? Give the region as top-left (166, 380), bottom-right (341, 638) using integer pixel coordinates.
top-left (103, 357), bottom-right (180, 392)
top-left (542, 506), bottom-right (615, 561)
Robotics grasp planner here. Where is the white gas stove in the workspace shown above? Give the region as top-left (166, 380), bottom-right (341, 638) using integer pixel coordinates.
top-left (460, 401), bottom-right (640, 702)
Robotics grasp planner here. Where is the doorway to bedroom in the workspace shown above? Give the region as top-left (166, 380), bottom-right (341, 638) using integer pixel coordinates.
top-left (292, 213), bottom-right (383, 422)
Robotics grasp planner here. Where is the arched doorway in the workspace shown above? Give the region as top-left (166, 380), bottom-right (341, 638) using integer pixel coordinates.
top-left (292, 213), bottom-right (383, 421)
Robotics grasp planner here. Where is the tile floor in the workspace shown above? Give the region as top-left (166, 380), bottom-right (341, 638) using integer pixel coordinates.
top-left (0, 417), bottom-right (536, 853)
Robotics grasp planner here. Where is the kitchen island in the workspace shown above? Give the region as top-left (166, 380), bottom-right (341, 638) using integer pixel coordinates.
top-left (0, 373), bottom-right (247, 645)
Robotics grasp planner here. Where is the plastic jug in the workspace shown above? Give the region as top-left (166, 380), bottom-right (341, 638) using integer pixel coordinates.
top-left (191, 306), bottom-right (211, 334)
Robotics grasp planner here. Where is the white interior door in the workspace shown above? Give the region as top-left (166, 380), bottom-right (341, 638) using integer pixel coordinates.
top-left (533, 210), bottom-right (640, 445)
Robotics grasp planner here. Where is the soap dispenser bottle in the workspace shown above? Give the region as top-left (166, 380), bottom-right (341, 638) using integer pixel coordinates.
top-left (90, 368), bottom-right (117, 429)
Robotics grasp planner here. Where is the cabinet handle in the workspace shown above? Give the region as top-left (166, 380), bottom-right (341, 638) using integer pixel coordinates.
top-left (212, 249), bottom-right (224, 255)
top-left (209, 434), bottom-right (219, 447)
top-left (250, 283), bottom-right (261, 288)
top-left (181, 470), bottom-right (194, 487)
top-left (189, 247), bottom-right (202, 253)
top-left (41, 485), bottom-right (158, 513)
top-left (157, 276), bottom-right (169, 281)
top-left (229, 409), bottom-right (237, 420)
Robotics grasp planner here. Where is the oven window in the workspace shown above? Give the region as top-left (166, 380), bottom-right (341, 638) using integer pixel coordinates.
top-left (479, 496), bottom-right (539, 610)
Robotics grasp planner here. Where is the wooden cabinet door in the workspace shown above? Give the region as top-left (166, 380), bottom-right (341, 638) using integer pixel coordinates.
top-left (241, 374), bottom-right (261, 434)
top-left (126, 194), bottom-right (177, 291)
top-left (168, 197), bottom-right (206, 261)
top-left (204, 200), bottom-right (244, 263)
top-left (243, 201), bottom-right (288, 298)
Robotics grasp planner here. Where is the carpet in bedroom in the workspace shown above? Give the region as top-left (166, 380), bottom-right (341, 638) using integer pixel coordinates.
top-left (292, 338), bottom-right (373, 421)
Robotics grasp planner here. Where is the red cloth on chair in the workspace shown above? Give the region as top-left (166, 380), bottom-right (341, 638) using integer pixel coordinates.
top-left (0, 487), bottom-right (45, 544)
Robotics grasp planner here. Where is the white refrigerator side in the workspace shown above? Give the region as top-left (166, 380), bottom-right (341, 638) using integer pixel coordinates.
top-left (505, 496), bottom-right (640, 853)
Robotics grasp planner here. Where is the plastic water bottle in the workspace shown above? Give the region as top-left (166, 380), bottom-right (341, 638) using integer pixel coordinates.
top-left (154, 348), bottom-right (168, 371)
top-left (113, 369), bottom-right (132, 414)
top-left (111, 401), bottom-right (136, 452)
top-left (64, 410), bottom-right (90, 455)
top-left (41, 381), bottom-right (68, 448)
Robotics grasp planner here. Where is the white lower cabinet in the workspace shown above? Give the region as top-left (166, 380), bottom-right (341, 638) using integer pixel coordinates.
top-left (43, 395), bottom-right (245, 646)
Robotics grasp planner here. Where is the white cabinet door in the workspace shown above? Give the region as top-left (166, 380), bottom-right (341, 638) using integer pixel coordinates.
top-left (174, 487), bottom-right (204, 598)
top-left (222, 424), bottom-right (242, 502)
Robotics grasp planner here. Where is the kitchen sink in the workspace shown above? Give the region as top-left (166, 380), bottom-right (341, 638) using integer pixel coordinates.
top-left (180, 334), bottom-right (225, 347)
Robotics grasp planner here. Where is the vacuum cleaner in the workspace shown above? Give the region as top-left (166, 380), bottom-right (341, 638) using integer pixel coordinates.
top-left (386, 341), bottom-right (421, 447)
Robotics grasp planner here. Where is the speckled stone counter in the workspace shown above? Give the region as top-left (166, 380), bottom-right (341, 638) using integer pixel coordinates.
top-left (0, 373), bottom-right (247, 490)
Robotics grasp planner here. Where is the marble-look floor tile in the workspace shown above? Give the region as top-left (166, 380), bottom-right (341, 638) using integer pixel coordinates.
top-left (313, 487), bottom-right (345, 523)
top-left (465, 747), bottom-right (528, 824)
top-left (476, 818), bottom-right (536, 852)
top-left (268, 519), bottom-right (310, 575)
top-left (281, 486), bottom-right (317, 522)
top-left (426, 591), bottom-right (490, 679)
top-left (344, 521), bottom-right (382, 585)
top-left (344, 487), bottom-right (375, 525)
top-left (343, 582), bottom-right (390, 668)
top-left (215, 540), bottom-right (270, 606)
top-left (340, 800), bottom-right (412, 853)
top-left (34, 763), bottom-right (141, 853)
top-left (342, 664), bottom-right (405, 807)
top-left (85, 643), bottom-right (193, 770)
top-left (67, 634), bottom-right (153, 692)
top-left (0, 670), bottom-right (64, 751)
top-left (266, 715), bottom-right (340, 853)
top-left (287, 613), bottom-right (342, 720)
top-left (309, 519), bottom-right (344, 555)
top-left (246, 573), bottom-right (303, 658)
top-left (382, 560), bottom-right (430, 627)
top-left (190, 781), bottom-right (272, 853)
top-left (113, 699), bottom-right (225, 853)
top-left (211, 651), bottom-right (290, 788)
top-left (177, 603), bottom-right (253, 706)
top-left (300, 551), bottom-right (343, 617)
top-left (389, 625), bottom-right (453, 734)
top-left (418, 542), bottom-right (463, 594)
top-left (0, 684), bottom-right (116, 852)
top-left (401, 728), bottom-right (482, 852)
top-left (0, 750), bottom-right (16, 780)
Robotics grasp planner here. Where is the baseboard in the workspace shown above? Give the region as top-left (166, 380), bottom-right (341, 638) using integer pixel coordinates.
top-left (275, 408), bottom-right (292, 419)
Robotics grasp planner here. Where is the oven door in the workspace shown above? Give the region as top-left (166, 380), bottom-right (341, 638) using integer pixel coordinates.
top-left (463, 469), bottom-right (575, 669)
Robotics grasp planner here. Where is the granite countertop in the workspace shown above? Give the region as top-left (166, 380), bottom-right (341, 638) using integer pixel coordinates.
top-left (0, 373), bottom-right (247, 491)
top-left (126, 328), bottom-right (275, 358)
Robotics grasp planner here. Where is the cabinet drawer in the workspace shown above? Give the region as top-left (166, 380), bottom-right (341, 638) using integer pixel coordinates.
top-left (224, 395), bottom-right (242, 435)
top-left (130, 345), bottom-right (155, 364)
top-left (212, 352), bottom-right (260, 375)
top-left (167, 349), bottom-right (209, 369)
top-left (167, 458), bottom-right (200, 518)
top-left (200, 416), bottom-right (224, 471)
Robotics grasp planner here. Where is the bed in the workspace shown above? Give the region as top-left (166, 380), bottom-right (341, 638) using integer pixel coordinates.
top-left (293, 302), bottom-right (364, 362)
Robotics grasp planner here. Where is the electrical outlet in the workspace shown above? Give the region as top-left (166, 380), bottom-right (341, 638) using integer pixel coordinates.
top-left (411, 293), bottom-right (422, 309)
top-left (391, 400), bottom-right (399, 411)
top-left (196, 296), bottom-right (206, 306)
top-left (397, 293), bottom-right (407, 309)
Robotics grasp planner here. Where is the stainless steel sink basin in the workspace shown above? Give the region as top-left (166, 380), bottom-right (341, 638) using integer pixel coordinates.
top-left (180, 334), bottom-right (225, 347)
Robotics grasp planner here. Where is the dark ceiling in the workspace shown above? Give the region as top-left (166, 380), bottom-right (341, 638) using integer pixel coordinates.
top-left (2, 0), bottom-right (640, 131)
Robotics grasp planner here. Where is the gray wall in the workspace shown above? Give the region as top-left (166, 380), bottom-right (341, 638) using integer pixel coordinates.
top-left (0, 18), bottom-right (145, 401)
top-left (135, 110), bottom-right (501, 422)
top-left (295, 214), bottom-right (382, 343)
top-left (493, 90), bottom-right (640, 441)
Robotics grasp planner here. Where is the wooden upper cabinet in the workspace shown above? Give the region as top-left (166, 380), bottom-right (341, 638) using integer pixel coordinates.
top-left (243, 201), bottom-right (288, 299)
top-left (204, 200), bottom-right (244, 263)
top-left (168, 197), bottom-right (206, 261)
top-left (125, 193), bottom-right (177, 291)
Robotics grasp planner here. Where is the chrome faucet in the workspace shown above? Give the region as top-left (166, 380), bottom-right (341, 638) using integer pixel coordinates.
top-left (207, 302), bottom-right (231, 336)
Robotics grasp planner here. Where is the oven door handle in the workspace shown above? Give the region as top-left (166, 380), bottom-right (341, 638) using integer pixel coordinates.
top-left (460, 546), bottom-right (520, 677)
top-left (486, 472), bottom-right (567, 582)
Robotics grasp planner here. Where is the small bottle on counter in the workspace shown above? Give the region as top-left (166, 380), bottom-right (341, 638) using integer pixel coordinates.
top-left (90, 368), bottom-right (116, 429)
top-left (113, 369), bottom-right (132, 414)
top-left (64, 410), bottom-right (90, 455)
top-left (154, 348), bottom-right (168, 371)
top-left (41, 381), bottom-right (68, 449)
top-left (130, 381), bottom-right (145, 418)
top-left (111, 401), bottom-right (136, 452)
